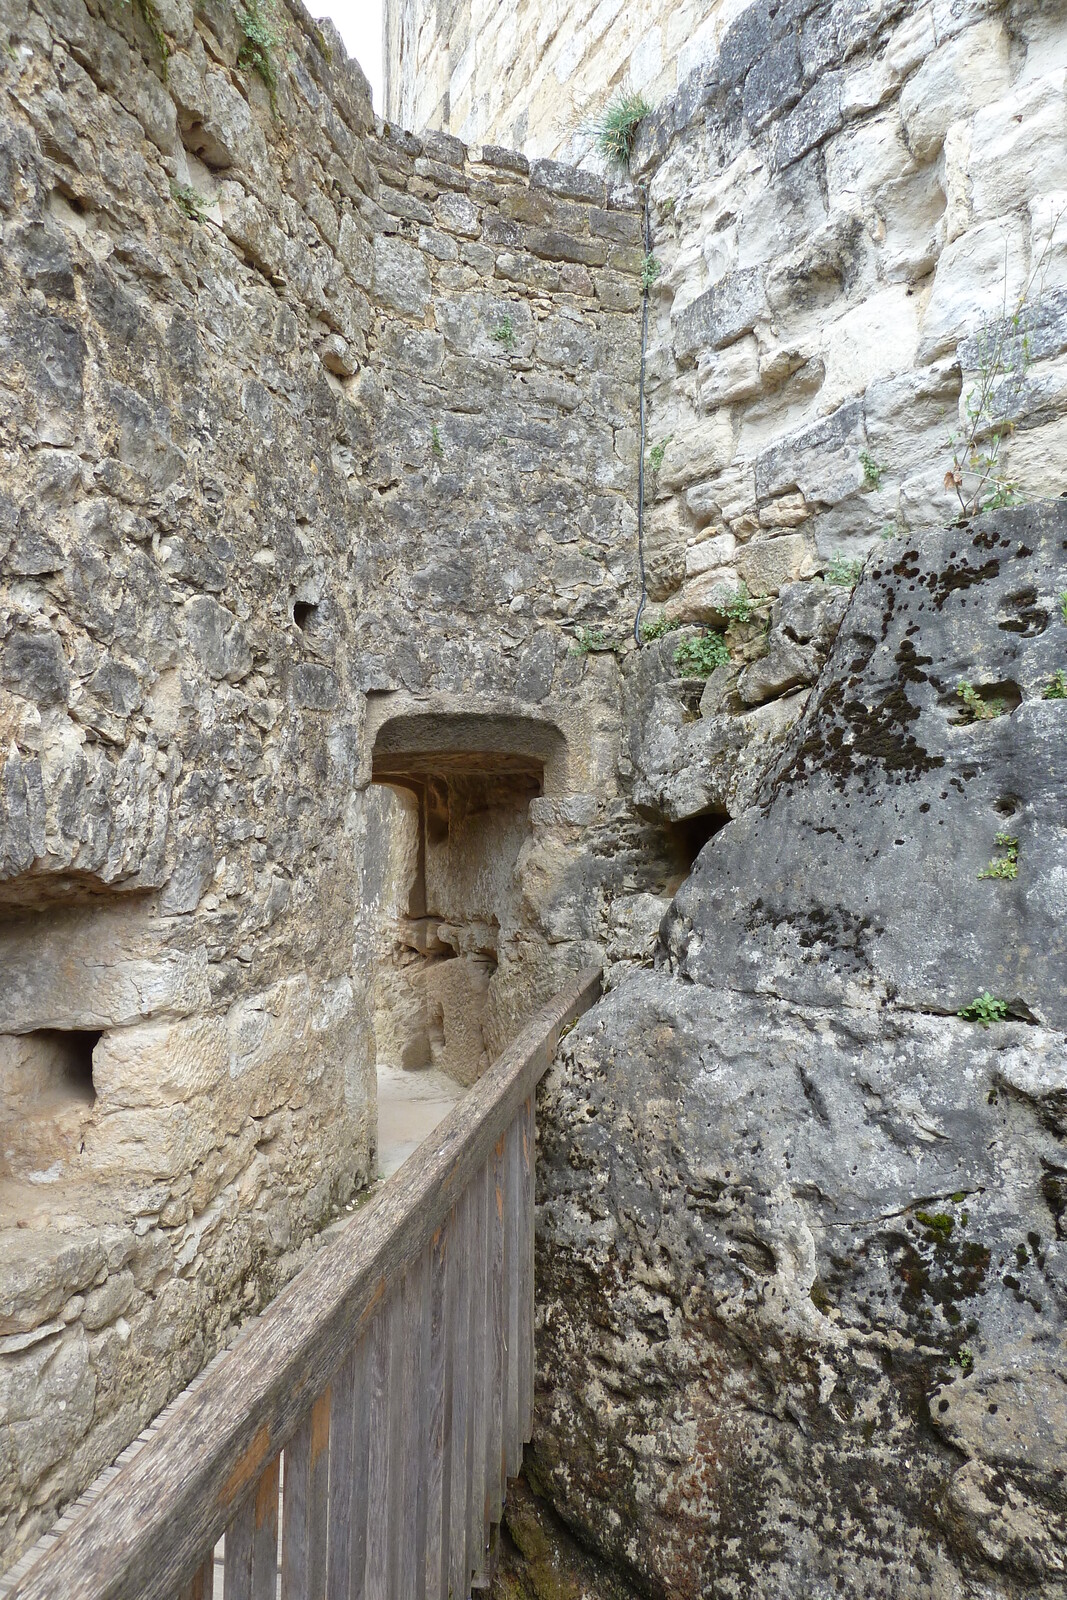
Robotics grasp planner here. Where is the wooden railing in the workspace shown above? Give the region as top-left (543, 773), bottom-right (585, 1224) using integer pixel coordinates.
top-left (2, 969), bottom-right (601, 1600)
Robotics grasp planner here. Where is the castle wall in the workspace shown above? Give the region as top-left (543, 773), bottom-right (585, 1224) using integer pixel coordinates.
top-left (383, 0), bottom-right (729, 162)
top-left (0, 0), bottom-right (649, 1564)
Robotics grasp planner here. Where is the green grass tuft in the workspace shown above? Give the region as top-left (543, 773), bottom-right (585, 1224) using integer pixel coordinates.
top-left (238, 0), bottom-right (281, 112)
top-left (589, 91), bottom-right (651, 168)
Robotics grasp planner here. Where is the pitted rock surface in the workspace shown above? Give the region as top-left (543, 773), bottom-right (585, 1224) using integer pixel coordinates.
top-left (529, 502), bottom-right (1067, 1600)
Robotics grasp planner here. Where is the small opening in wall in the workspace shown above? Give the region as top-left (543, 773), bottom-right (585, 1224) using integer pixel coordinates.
top-left (293, 600), bottom-right (316, 631)
top-left (663, 809), bottom-right (730, 892)
top-left (34, 1030), bottom-right (101, 1107)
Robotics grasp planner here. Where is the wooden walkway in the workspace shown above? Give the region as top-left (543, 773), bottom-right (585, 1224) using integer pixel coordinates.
top-left (0, 970), bottom-right (601, 1600)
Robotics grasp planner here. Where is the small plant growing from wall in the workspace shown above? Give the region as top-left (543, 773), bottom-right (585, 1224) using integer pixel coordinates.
top-left (945, 218), bottom-right (1064, 518)
top-left (978, 832), bottom-right (1018, 880)
top-left (589, 91), bottom-right (651, 168)
top-left (956, 681), bottom-right (1006, 722)
top-left (719, 583), bottom-right (757, 624)
top-left (958, 991), bottom-right (1010, 1027)
top-left (1042, 669), bottom-right (1067, 700)
top-left (571, 625), bottom-right (622, 655)
top-left (430, 424), bottom-right (444, 458)
top-left (169, 180), bottom-right (206, 223)
top-left (648, 436), bottom-right (671, 474)
top-left (238, 0), bottom-right (281, 112)
top-left (640, 615), bottom-right (679, 641)
top-left (859, 451), bottom-right (885, 490)
top-left (673, 630), bottom-right (730, 676)
top-left (490, 315), bottom-right (516, 351)
top-left (824, 555), bottom-right (864, 587)
top-left (1060, 590), bottom-right (1067, 626)
top-left (117, 0), bottom-right (169, 70)
top-left (641, 253), bottom-right (662, 291)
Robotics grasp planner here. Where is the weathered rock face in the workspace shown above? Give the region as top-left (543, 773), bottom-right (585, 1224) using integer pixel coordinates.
top-left (528, 503), bottom-right (1067, 1598)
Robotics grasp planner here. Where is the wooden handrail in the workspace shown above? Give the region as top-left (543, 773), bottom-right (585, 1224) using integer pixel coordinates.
top-left (4, 967), bottom-right (601, 1600)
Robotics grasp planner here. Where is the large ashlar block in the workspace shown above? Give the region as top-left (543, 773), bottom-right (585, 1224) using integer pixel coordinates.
top-left (968, 71), bottom-right (1067, 224)
top-left (899, 20), bottom-right (1012, 161)
top-left (0, 899), bottom-right (210, 1034)
top-left (918, 217), bottom-right (1027, 362)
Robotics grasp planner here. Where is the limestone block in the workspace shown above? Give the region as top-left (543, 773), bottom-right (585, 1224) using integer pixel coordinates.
top-left (898, 19), bottom-right (1011, 162)
top-left (821, 285), bottom-right (921, 412)
top-left (697, 335), bottom-right (761, 408)
top-left (773, 74), bottom-right (843, 171)
top-left (686, 464), bottom-right (758, 528)
top-left (663, 568), bottom-right (742, 624)
top-left (918, 218), bottom-right (1027, 362)
top-left (758, 493), bottom-right (809, 529)
top-left (875, 166), bottom-right (946, 284)
top-left (754, 399), bottom-right (865, 506)
top-left (969, 71), bottom-right (1067, 224)
top-left (657, 415), bottom-right (736, 491)
top-left (0, 1231), bottom-right (105, 1336)
top-left (372, 234), bottom-right (432, 316)
top-left (3, 1325), bottom-right (95, 1490)
top-left (166, 52), bottom-right (257, 172)
top-left (735, 532), bottom-right (817, 595)
top-left (672, 268), bottom-right (767, 365)
top-left (90, 1016), bottom-right (227, 1111)
top-left (685, 530), bottom-right (737, 577)
top-left (181, 596), bottom-right (252, 683)
top-left (825, 109), bottom-right (914, 209)
top-left (1000, 411), bottom-right (1067, 502)
top-left (737, 640), bottom-right (818, 704)
top-left (772, 579), bottom-right (850, 648)
top-left (0, 900), bottom-right (210, 1034)
top-left (434, 290), bottom-right (534, 358)
top-left (743, 34), bottom-right (803, 135)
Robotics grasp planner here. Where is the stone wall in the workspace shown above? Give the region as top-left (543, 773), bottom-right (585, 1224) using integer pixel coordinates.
top-left (383, 0), bottom-right (727, 162)
top-left (0, 0), bottom-right (653, 1564)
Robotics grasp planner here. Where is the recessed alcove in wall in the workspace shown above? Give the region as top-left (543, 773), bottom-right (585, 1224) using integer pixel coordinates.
top-left (662, 808), bottom-right (730, 893)
top-left (0, 1028), bottom-right (101, 1185)
top-left (369, 712), bottom-right (561, 1092)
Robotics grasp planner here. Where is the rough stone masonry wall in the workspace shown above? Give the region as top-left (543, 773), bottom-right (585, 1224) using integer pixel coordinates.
top-left (0, 0), bottom-right (650, 1566)
top-left (383, 0), bottom-right (729, 163)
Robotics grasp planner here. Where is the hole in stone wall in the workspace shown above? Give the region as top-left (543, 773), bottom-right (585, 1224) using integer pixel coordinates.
top-left (17, 1030), bottom-right (100, 1109)
top-left (293, 600), bottom-right (316, 631)
top-left (662, 809), bottom-right (730, 893)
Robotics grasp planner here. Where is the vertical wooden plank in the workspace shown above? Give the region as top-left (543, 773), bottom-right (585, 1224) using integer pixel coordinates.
top-left (384, 1283), bottom-right (408, 1600)
top-left (485, 1133), bottom-right (507, 1525)
top-left (250, 1456), bottom-right (280, 1600)
top-left (223, 1496), bottom-right (254, 1600)
top-left (520, 1094), bottom-right (535, 1440)
top-left (395, 1251), bottom-right (428, 1600)
top-left (447, 1188), bottom-right (471, 1600)
top-left (467, 1163), bottom-right (490, 1584)
top-left (504, 1113), bottom-right (523, 1482)
top-left (423, 1220), bottom-right (450, 1600)
top-left (326, 1351), bottom-right (357, 1600)
top-left (346, 1338), bottom-right (371, 1600)
top-left (282, 1390), bottom-right (331, 1600)
top-left (365, 1294), bottom-right (393, 1600)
